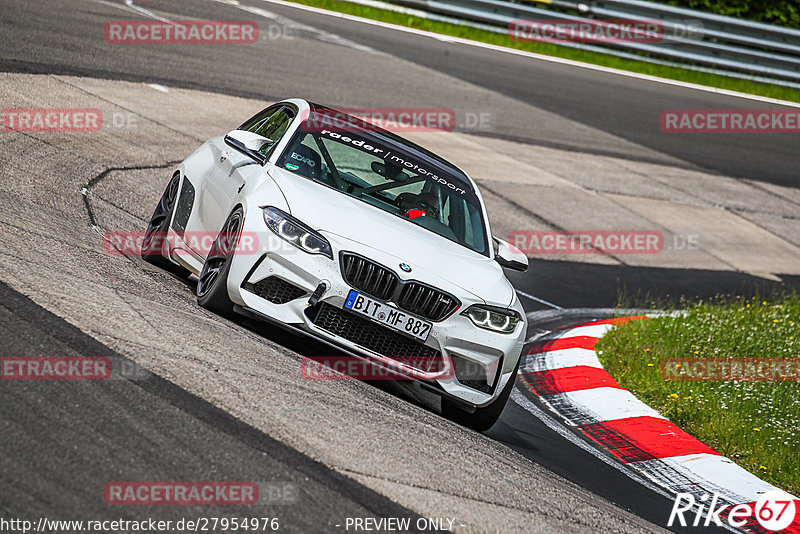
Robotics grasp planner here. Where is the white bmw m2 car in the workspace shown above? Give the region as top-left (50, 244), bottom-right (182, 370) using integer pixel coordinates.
top-left (142, 99), bottom-right (528, 430)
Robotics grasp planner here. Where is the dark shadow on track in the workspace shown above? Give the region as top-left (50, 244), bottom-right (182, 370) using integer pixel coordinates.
top-left (0, 280), bottom-right (426, 532)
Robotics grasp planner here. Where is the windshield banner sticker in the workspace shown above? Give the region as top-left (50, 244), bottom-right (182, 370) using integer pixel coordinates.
top-left (315, 128), bottom-right (477, 205)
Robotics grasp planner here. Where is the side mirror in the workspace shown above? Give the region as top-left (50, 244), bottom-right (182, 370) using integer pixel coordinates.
top-left (493, 237), bottom-right (528, 272)
top-left (224, 130), bottom-right (275, 165)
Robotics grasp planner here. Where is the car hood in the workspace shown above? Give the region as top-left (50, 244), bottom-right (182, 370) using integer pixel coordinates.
top-left (266, 167), bottom-right (515, 307)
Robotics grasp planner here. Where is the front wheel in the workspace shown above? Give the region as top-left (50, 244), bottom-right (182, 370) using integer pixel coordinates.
top-left (141, 173), bottom-right (190, 278)
top-left (441, 357), bottom-right (520, 432)
top-left (196, 207), bottom-right (244, 317)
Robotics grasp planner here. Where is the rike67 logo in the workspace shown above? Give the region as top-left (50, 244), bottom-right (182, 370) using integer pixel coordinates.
top-left (668, 490), bottom-right (798, 531)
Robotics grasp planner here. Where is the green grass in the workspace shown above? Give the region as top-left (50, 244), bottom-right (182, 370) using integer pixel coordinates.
top-left (596, 294), bottom-right (800, 495)
top-left (286, 0), bottom-right (800, 103)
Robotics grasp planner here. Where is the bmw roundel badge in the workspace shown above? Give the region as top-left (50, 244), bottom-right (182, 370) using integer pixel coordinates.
top-left (399, 263), bottom-right (412, 273)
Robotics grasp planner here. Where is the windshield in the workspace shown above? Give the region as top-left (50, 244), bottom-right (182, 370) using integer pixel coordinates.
top-left (276, 116), bottom-right (489, 256)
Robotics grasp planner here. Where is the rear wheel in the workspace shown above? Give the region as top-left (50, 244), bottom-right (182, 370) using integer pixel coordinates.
top-left (441, 357), bottom-right (520, 432)
top-left (141, 173), bottom-right (190, 278)
top-left (196, 207), bottom-right (244, 317)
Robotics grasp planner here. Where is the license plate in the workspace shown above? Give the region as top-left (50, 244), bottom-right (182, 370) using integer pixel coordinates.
top-left (344, 290), bottom-right (432, 342)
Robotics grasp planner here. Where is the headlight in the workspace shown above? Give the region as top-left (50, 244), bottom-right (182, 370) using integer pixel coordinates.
top-left (462, 305), bottom-right (520, 333)
top-left (263, 207), bottom-right (333, 259)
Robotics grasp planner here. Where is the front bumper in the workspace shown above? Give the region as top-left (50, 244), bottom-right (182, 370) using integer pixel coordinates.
top-left (225, 212), bottom-right (526, 408)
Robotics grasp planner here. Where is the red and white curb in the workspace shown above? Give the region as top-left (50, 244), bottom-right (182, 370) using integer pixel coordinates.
top-left (518, 316), bottom-right (800, 533)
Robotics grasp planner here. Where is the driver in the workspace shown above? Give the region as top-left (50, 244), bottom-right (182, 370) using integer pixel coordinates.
top-left (402, 192), bottom-right (440, 220)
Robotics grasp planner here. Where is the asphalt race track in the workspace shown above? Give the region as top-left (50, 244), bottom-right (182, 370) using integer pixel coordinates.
top-left (1, 0), bottom-right (798, 532)
top-left (0, 280), bottom-right (426, 532)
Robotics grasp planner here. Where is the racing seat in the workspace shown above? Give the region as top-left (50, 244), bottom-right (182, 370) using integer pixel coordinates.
top-left (286, 144), bottom-right (322, 180)
top-left (396, 192), bottom-right (440, 219)
top-left (395, 192), bottom-right (416, 211)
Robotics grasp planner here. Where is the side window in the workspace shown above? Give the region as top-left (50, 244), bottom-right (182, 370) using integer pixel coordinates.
top-left (239, 104), bottom-right (283, 132)
top-left (239, 105), bottom-right (295, 156)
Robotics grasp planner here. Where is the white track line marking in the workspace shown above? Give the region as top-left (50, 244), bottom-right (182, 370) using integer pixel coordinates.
top-left (544, 387), bottom-right (667, 424)
top-left (123, 0), bottom-right (176, 23)
top-left (89, 0), bottom-right (181, 24)
top-left (256, 0), bottom-right (800, 109)
top-left (88, 0), bottom-right (143, 16)
top-left (520, 347), bottom-right (601, 372)
top-left (237, 4), bottom-right (379, 53)
top-left (552, 323), bottom-right (614, 338)
top-left (515, 289), bottom-right (562, 310)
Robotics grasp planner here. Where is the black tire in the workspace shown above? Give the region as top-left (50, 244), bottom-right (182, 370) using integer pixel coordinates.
top-left (196, 207), bottom-right (244, 317)
top-left (141, 173), bottom-right (190, 278)
top-left (441, 357), bottom-right (521, 432)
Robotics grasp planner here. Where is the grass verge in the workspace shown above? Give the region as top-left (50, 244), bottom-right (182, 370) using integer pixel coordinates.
top-left (284, 0), bottom-right (800, 103)
top-left (595, 294), bottom-right (800, 495)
